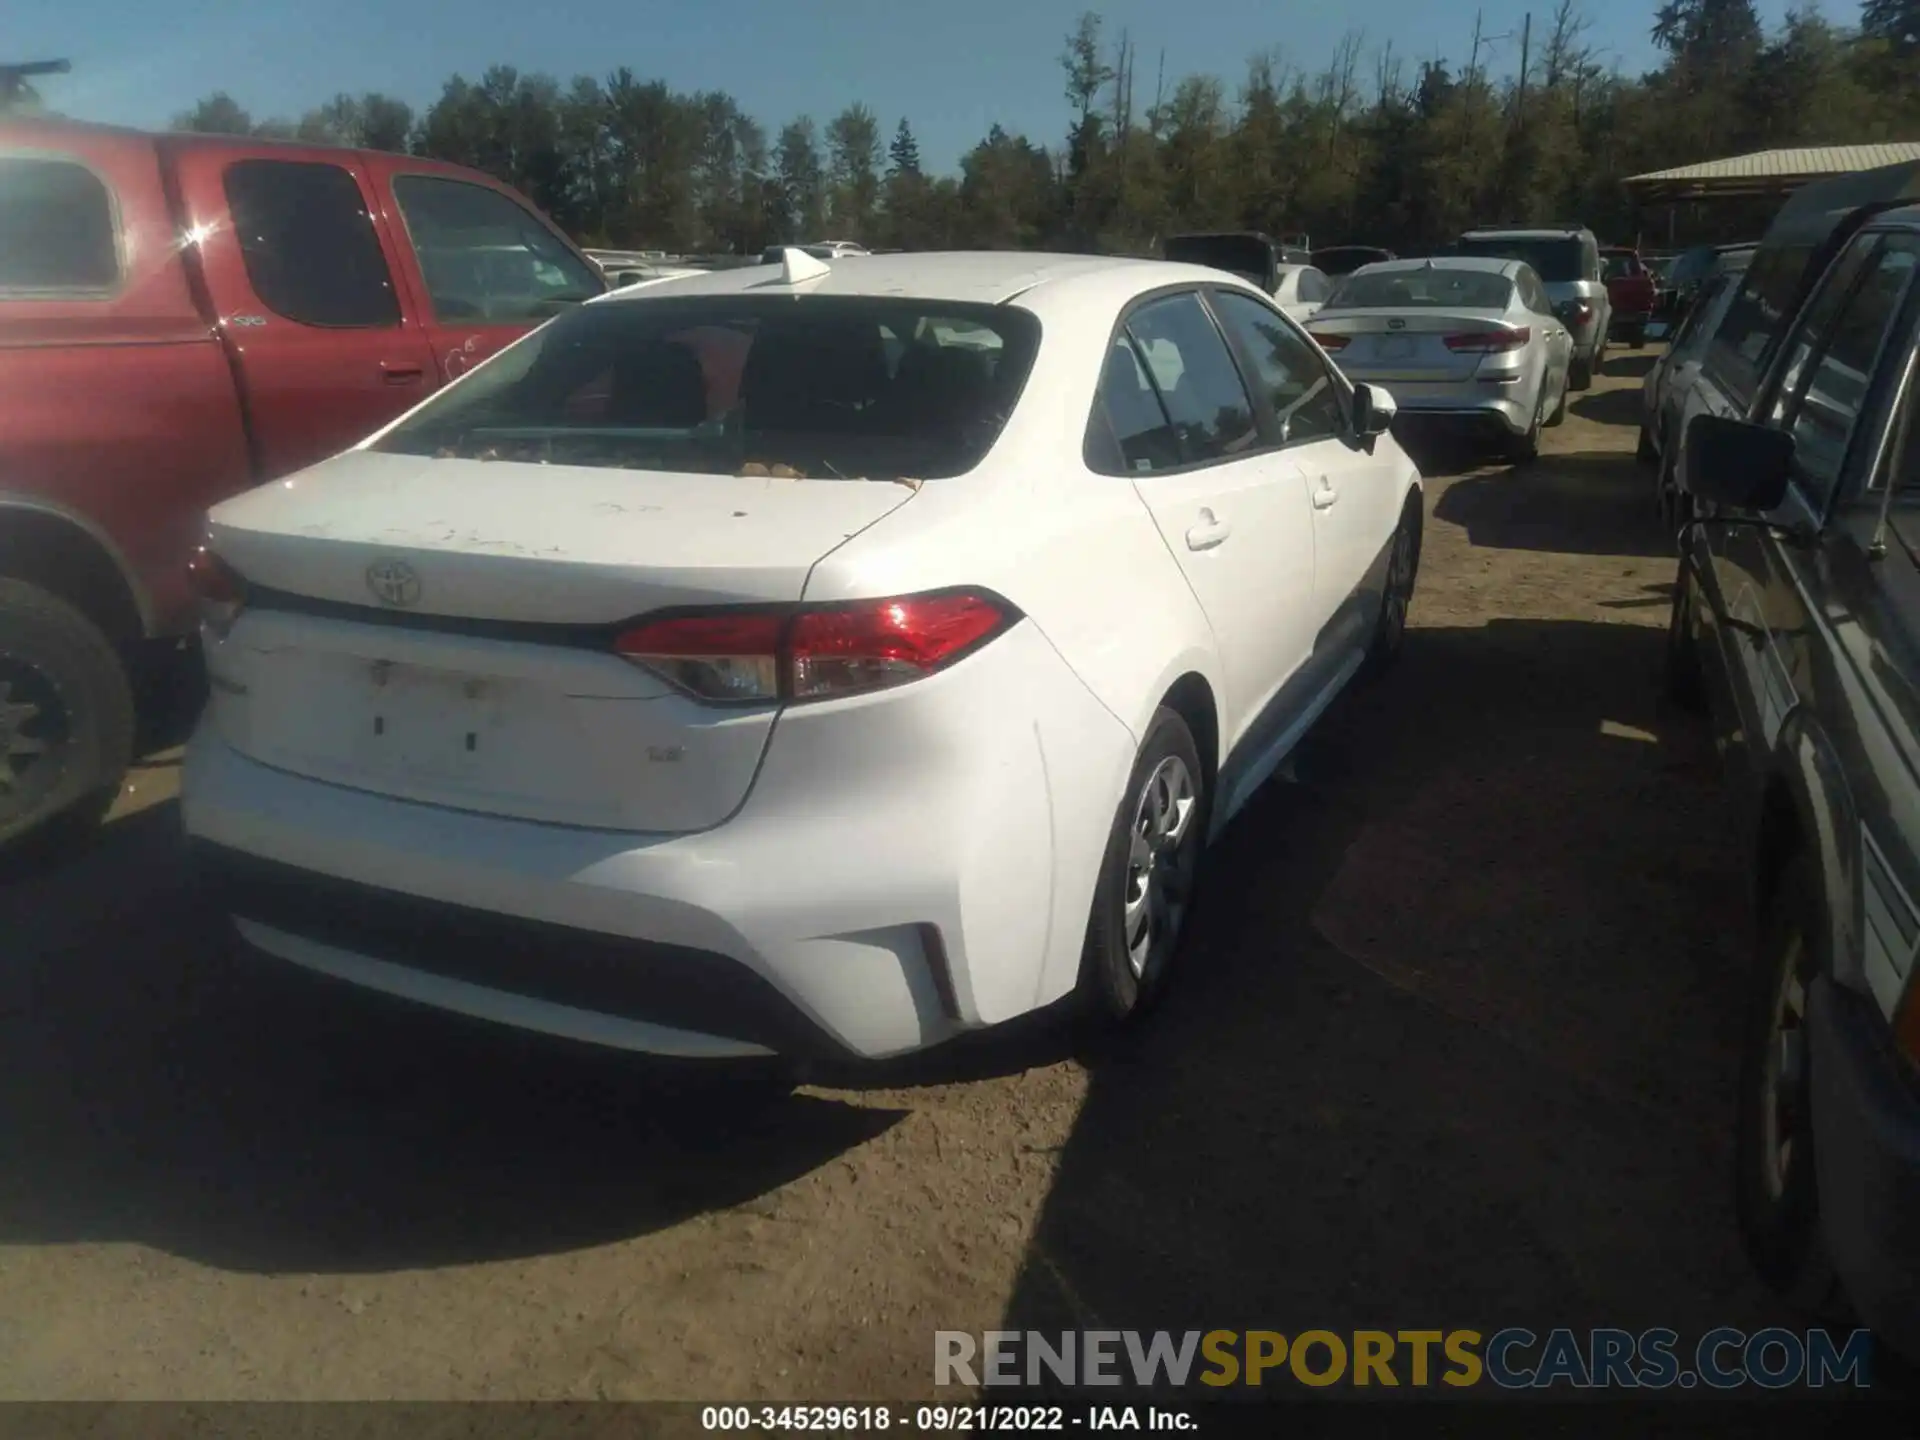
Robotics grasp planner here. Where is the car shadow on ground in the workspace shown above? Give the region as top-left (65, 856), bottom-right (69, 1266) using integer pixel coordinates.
top-left (1602, 351), bottom-right (1661, 381)
top-left (1434, 452), bottom-right (1668, 559)
top-left (0, 799), bottom-right (903, 1273)
top-left (1571, 386), bottom-right (1645, 428)
top-left (989, 611), bottom-right (1882, 1408)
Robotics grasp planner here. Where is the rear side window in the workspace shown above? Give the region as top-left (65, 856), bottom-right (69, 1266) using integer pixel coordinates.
top-left (393, 175), bottom-right (603, 324)
top-left (0, 156), bottom-right (118, 293)
top-left (1602, 253), bottom-right (1641, 280)
top-left (223, 160), bottom-right (400, 327)
top-left (372, 295), bottom-right (1039, 481)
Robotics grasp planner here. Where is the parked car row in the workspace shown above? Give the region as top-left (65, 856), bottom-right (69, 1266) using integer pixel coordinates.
top-left (1649, 157), bottom-right (1920, 1365)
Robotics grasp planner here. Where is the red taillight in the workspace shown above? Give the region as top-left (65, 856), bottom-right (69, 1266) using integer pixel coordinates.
top-left (614, 591), bottom-right (1015, 705)
top-left (1444, 327), bottom-right (1530, 353)
top-left (187, 545), bottom-right (246, 635)
top-left (1309, 332), bottom-right (1348, 352)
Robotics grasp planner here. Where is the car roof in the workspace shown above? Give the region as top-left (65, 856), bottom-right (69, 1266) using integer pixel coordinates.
top-left (1347, 256), bottom-right (1521, 277)
top-left (592, 250), bottom-right (1244, 309)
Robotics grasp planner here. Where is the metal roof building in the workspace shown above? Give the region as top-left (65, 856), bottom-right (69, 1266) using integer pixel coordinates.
top-left (1624, 144), bottom-right (1920, 203)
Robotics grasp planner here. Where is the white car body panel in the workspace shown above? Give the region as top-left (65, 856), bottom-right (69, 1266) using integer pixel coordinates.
top-left (183, 252), bottom-right (1421, 1060)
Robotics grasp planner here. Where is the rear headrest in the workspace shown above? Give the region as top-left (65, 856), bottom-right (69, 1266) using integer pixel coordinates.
top-left (607, 342), bottom-right (707, 427)
top-left (740, 324), bottom-right (889, 430)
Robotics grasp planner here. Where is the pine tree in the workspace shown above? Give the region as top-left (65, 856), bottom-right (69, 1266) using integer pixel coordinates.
top-left (888, 118), bottom-right (922, 177)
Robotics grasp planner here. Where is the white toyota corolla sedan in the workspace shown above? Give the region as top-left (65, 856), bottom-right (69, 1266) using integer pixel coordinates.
top-left (182, 249), bottom-right (1424, 1063)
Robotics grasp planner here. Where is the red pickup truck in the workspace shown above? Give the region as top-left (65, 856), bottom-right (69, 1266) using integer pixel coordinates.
top-left (0, 118), bottom-right (605, 849)
top-left (1601, 246), bottom-right (1657, 348)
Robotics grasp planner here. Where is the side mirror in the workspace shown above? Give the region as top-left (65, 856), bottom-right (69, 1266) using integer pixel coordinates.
top-left (1353, 383), bottom-right (1397, 440)
top-left (1682, 413), bottom-right (1793, 513)
top-left (611, 271), bottom-right (641, 289)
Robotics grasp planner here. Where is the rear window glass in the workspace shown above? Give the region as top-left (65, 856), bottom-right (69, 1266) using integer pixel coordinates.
top-left (1455, 237), bottom-right (1582, 283)
top-left (0, 156), bottom-right (118, 292)
top-left (1602, 252), bottom-right (1642, 280)
top-left (1325, 269), bottom-right (1513, 310)
top-left (373, 295), bottom-right (1041, 481)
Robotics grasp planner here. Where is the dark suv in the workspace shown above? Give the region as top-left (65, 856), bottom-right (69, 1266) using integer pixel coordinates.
top-left (1667, 158), bottom-right (1920, 1357)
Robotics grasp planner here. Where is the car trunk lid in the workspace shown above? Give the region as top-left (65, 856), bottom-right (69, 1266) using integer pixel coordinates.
top-left (1307, 309), bottom-right (1518, 382)
top-left (202, 450), bottom-right (916, 832)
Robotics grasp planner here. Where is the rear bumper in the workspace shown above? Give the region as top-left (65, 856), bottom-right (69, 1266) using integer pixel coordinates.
top-left (1387, 401), bottom-right (1531, 439)
top-left (181, 620), bottom-right (1136, 1062)
top-left (1809, 976), bottom-right (1920, 1359)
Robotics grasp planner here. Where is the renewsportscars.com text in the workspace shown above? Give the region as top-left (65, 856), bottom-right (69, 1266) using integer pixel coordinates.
top-left (935, 1327), bottom-right (1874, 1390)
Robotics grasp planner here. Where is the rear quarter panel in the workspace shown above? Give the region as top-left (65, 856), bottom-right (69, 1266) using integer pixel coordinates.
top-left (0, 128), bottom-right (253, 635)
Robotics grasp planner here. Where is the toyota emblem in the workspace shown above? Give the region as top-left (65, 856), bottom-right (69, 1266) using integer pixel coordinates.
top-left (365, 558), bottom-right (421, 607)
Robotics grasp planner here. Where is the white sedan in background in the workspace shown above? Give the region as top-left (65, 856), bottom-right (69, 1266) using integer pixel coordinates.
top-left (182, 250), bottom-right (1424, 1063)
top-left (1271, 263), bottom-right (1334, 324)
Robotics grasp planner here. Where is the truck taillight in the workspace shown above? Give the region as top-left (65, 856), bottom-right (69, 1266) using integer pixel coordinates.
top-left (1444, 328), bottom-right (1530, 353)
top-left (187, 545), bottom-right (247, 636)
top-left (614, 591), bottom-right (1017, 705)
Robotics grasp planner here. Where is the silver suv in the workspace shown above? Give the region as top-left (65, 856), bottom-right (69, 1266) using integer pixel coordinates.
top-left (1454, 225), bottom-right (1611, 390)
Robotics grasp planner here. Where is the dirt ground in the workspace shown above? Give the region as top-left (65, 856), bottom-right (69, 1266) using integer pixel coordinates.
top-left (0, 355), bottom-right (1845, 1401)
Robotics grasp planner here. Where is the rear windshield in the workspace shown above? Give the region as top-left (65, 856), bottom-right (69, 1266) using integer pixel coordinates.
top-left (1324, 268), bottom-right (1513, 310)
top-left (1455, 236), bottom-right (1582, 283)
top-left (372, 295), bottom-right (1041, 481)
top-left (1602, 252), bottom-right (1642, 279)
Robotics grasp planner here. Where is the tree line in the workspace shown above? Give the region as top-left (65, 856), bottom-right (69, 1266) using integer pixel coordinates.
top-left (22, 0), bottom-right (1920, 254)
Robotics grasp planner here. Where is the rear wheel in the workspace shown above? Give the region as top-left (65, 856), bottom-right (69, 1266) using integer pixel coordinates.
top-left (1506, 389), bottom-right (1544, 465)
top-left (1570, 355), bottom-right (1593, 391)
top-left (1636, 424), bottom-right (1658, 467)
top-left (0, 577), bottom-right (134, 851)
top-left (1629, 326), bottom-right (1647, 349)
top-left (1365, 496), bottom-right (1421, 676)
top-left (1735, 851), bottom-right (1845, 1315)
top-left (1078, 709), bottom-right (1209, 1026)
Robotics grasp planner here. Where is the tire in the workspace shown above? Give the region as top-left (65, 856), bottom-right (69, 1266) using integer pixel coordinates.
top-left (1635, 424), bottom-right (1658, 467)
top-left (1078, 708), bottom-right (1210, 1026)
top-left (1735, 850), bottom-right (1846, 1316)
top-left (1629, 327), bottom-right (1646, 350)
top-left (1506, 389), bottom-right (1544, 465)
top-left (1546, 374), bottom-right (1569, 427)
top-left (0, 577), bottom-right (134, 851)
top-left (1664, 559), bottom-right (1706, 713)
top-left (1365, 495), bottom-right (1421, 677)
top-left (1570, 355), bottom-right (1593, 392)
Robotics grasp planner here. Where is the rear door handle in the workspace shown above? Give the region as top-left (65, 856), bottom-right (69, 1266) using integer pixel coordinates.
top-left (381, 363), bottom-right (426, 384)
top-left (1311, 478), bottom-right (1339, 510)
top-left (1185, 509), bottom-right (1232, 550)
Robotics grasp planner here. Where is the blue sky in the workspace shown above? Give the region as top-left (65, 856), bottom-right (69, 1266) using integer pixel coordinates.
top-left (19, 0), bottom-right (1803, 171)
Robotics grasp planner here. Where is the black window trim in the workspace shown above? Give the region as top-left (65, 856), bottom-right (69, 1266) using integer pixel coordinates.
top-left (1084, 282), bottom-right (1272, 479)
top-left (0, 146), bottom-right (126, 301)
top-left (387, 169), bottom-right (605, 318)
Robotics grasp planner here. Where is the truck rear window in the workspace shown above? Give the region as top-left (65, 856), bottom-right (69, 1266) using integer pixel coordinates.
top-left (373, 294), bottom-right (1042, 481)
top-left (0, 156), bottom-right (118, 293)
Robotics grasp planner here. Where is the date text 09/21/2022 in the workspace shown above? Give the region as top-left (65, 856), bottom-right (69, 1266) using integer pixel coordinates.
top-left (700, 1405), bottom-right (1192, 1431)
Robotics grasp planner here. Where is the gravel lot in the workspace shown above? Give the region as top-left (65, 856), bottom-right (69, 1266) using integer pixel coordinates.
top-left (0, 354), bottom-right (1854, 1402)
